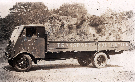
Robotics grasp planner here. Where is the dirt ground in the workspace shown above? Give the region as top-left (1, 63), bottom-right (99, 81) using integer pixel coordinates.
top-left (0, 47), bottom-right (135, 82)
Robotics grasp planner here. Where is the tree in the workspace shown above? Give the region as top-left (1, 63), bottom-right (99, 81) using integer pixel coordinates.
top-left (9, 2), bottom-right (50, 24)
top-left (53, 3), bottom-right (87, 19)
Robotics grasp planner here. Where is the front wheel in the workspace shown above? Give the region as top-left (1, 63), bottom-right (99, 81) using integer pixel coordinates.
top-left (14, 54), bottom-right (32, 72)
top-left (92, 52), bottom-right (107, 68)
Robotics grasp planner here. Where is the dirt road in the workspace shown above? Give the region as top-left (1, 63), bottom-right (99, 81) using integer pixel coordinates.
top-left (0, 50), bottom-right (135, 82)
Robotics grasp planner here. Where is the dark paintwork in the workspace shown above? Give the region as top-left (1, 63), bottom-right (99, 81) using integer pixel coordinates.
top-left (6, 26), bottom-right (45, 59)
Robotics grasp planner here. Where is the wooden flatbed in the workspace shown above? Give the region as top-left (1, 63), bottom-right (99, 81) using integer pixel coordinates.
top-left (48, 41), bottom-right (130, 52)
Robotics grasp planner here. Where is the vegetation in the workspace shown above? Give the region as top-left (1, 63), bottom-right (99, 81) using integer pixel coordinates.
top-left (0, 2), bottom-right (134, 42)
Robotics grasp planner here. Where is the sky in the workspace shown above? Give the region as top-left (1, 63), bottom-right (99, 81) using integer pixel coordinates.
top-left (0, 0), bottom-right (135, 18)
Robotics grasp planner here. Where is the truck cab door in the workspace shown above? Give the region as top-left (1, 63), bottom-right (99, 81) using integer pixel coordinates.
top-left (34, 27), bottom-right (45, 58)
top-left (24, 26), bottom-right (45, 58)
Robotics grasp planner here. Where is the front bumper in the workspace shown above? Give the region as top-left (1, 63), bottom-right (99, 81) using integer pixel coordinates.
top-left (5, 51), bottom-right (11, 59)
top-left (5, 40), bottom-right (13, 59)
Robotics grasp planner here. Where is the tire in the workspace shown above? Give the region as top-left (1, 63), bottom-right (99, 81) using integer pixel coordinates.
top-left (8, 59), bottom-right (14, 67)
top-left (77, 57), bottom-right (91, 66)
top-left (14, 54), bottom-right (32, 72)
top-left (92, 52), bottom-right (107, 68)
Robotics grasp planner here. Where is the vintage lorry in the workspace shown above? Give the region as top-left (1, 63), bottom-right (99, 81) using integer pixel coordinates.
top-left (5, 24), bottom-right (130, 71)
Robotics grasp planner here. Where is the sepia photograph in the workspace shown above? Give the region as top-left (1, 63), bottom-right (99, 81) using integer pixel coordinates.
top-left (0, 0), bottom-right (135, 82)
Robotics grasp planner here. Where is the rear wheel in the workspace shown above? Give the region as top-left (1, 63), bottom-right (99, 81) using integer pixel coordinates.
top-left (14, 54), bottom-right (32, 72)
top-left (77, 57), bottom-right (91, 66)
top-left (92, 52), bottom-right (107, 68)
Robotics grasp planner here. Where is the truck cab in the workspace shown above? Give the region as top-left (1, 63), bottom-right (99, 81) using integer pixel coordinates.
top-left (5, 25), bottom-right (47, 71)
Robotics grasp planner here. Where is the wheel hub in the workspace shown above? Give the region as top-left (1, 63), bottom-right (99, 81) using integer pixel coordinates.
top-left (97, 55), bottom-right (106, 66)
top-left (16, 56), bottom-right (29, 69)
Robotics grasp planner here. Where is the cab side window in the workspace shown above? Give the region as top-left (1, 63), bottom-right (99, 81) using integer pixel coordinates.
top-left (26, 27), bottom-right (37, 37)
top-left (21, 26), bottom-right (45, 38)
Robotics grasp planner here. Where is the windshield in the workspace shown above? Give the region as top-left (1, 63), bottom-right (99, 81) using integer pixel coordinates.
top-left (10, 26), bottom-right (24, 44)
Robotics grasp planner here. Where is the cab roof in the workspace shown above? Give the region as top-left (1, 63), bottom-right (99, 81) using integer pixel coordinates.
top-left (21, 24), bottom-right (45, 27)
